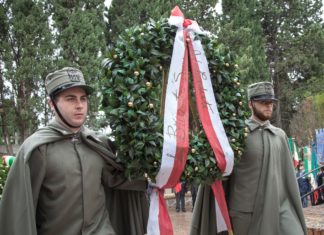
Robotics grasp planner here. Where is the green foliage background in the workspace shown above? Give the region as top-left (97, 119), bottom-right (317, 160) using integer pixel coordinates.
top-left (0, 162), bottom-right (9, 198)
top-left (0, 0), bottom-right (323, 153)
top-left (102, 18), bottom-right (249, 184)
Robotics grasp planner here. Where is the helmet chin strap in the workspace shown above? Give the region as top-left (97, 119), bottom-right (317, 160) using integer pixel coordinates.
top-left (50, 95), bottom-right (82, 129)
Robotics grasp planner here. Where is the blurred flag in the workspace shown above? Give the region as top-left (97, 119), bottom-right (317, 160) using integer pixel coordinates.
top-left (2, 155), bottom-right (15, 167)
top-left (316, 129), bottom-right (324, 164)
top-left (288, 138), bottom-right (299, 168)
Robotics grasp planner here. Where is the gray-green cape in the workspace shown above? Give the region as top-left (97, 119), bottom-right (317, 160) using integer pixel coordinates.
top-left (190, 119), bottom-right (307, 235)
top-left (0, 122), bottom-right (149, 235)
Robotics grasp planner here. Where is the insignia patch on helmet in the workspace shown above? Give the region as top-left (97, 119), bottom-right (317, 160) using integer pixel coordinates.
top-left (67, 69), bottom-right (81, 82)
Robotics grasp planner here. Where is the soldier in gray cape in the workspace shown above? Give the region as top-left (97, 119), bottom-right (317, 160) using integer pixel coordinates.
top-left (190, 82), bottom-right (307, 235)
top-left (0, 67), bottom-right (149, 235)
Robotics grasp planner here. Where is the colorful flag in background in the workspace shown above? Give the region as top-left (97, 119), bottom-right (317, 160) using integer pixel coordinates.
top-left (288, 138), bottom-right (299, 168)
top-left (316, 129), bottom-right (324, 164)
top-left (311, 142), bottom-right (319, 178)
top-left (303, 146), bottom-right (312, 173)
top-left (2, 155), bottom-right (15, 167)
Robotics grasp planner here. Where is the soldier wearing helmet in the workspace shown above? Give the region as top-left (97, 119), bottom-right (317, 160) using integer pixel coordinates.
top-left (0, 67), bottom-right (149, 235)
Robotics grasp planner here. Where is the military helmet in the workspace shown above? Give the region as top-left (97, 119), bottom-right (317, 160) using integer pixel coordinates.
top-left (45, 67), bottom-right (93, 97)
top-left (247, 81), bottom-right (277, 101)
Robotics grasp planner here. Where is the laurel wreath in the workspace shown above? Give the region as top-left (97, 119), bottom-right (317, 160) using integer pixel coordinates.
top-left (102, 18), bottom-right (249, 185)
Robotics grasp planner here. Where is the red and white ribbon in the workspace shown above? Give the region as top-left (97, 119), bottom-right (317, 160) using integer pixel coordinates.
top-left (147, 6), bottom-right (234, 234)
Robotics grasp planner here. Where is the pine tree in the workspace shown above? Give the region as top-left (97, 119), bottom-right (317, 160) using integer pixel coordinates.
top-left (178, 0), bottom-right (220, 32)
top-left (105, 0), bottom-right (176, 45)
top-left (220, 0), bottom-right (324, 133)
top-left (258, 0), bottom-right (323, 132)
top-left (105, 0), bottom-right (221, 46)
top-left (220, 0), bottom-right (269, 85)
top-left (0, 0), bottom-right (54, 144)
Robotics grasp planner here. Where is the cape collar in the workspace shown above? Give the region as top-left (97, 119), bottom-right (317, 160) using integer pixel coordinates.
top-left (245, 118), bottom-right (276, 135)
top-left (43, 119), bottom-right (102, 144)
top-left (46, 119), bottom-right (84, 136)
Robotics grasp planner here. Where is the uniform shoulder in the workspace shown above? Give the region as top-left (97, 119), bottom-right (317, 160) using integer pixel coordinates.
top-left (267, 123), bottom-right (287, 136)
top-left (81, 129), bottom-right (116, 154)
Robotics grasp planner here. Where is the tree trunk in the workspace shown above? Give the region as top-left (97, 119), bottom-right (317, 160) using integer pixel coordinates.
top-left (0, 113), bottom-right (14, 155)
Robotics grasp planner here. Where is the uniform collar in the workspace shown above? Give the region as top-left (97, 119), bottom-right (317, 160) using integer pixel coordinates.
top-left (245, 118), bottom-right (276, 134)
top-left (47, 119), bottom-right (84, 136)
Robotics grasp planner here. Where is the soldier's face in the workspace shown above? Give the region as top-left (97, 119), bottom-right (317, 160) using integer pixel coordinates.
top-left (249, 100), bottom-right (274, 122)
top-left (51, 87), bottom-right (88, 130)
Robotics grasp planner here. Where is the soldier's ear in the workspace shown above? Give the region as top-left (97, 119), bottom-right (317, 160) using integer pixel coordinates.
top-left (248, 100), bottom-right (253, 109)
top-left (47, 97), bottom-right (55, 112)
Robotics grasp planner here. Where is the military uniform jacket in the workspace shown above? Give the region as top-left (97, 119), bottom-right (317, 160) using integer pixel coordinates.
top-left (190, 118), bottom-right (307, 235)
top-left (0, 120), bottom-right (149, 235)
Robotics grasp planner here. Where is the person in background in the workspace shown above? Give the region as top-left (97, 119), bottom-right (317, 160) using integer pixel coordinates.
top-left (316, 166), bottom-right (324, 204)
top-left (296, 162), bottom-right (312, 208)
top-left (174, 181), bottom-right (187, 212)
top-left (0, 67), bottom-right (149, 235)
top-left (190, 81), bottom-right (307, 235)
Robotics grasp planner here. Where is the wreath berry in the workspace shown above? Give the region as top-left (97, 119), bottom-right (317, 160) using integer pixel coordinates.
top-left (102, 18), bottom-right (249, 185)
